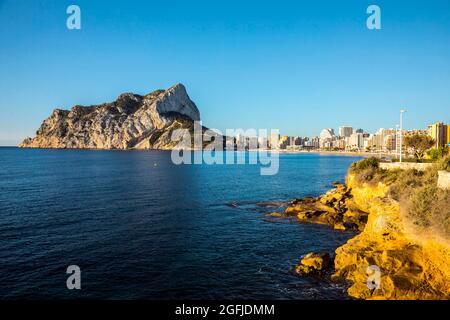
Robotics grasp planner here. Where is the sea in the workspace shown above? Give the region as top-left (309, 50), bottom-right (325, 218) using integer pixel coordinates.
top-left (0, 148), bottom-right (362, 299)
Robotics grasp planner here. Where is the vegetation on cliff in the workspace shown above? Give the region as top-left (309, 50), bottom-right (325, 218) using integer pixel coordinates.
top-left (333, 156), bottom-right (450, 299)
top-left (350, 156), bottom-right (450, 241)
top-left (287, 155), bottom-right (450, 299)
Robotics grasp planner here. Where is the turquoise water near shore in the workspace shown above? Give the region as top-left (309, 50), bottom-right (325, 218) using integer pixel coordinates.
top-left (0, 148), bottom-right (362, 299)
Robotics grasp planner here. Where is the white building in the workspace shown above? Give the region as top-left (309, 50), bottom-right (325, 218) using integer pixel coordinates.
top-left (319, 128), bottom-right (335, 148)
top-left (269, 133), bottom-right (280, 149)
top-left (346, 132), bottom-right (364, 150)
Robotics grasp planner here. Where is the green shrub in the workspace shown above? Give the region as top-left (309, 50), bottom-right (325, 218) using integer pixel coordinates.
top-left (427, 147), bottom-right (449, 161)
top-left (350, 157), bottom-right (403, 185)
top-left (404, 134), bottom-right (435, 161)
top-left (436, 154), bottom-right (450, 172)
top-left (350, 157), bottom-right (379, 173)
top-left (378, 168), bottom-right (403, 186)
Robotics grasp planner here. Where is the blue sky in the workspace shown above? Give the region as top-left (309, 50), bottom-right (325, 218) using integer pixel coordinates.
top-left (1, 0), bottom-right (449, 145)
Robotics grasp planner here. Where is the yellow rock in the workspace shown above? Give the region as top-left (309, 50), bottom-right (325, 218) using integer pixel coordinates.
top-left (268, 212), bottom-right (283, 217)
top-left (333, 173), bottom-right (450, 300)
top-left (295, 264), bottom-right (312, 274)
top-left (334, 222), bottom-right (346, 231)
top-left (299, 252), bottom-right (331, 271)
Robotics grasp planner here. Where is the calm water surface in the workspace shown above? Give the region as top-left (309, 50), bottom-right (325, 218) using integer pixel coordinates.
top-left (0, 148), bottom-right (362, 299)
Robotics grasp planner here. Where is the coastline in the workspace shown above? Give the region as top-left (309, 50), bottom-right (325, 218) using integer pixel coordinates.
top-left (268, 150), bottom-right (381, 157)
top-left (14, 145), bottom-right (387, 158)
top-left (279, 158), bottom-right (450, 300)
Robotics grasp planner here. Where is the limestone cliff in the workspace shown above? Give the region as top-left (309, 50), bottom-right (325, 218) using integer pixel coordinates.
top-left (332, 174), bottom-right (450, 300)
top-left (19, 83), bottom-right (208, 149)
top-left (283, 167), bottom-right (450, 299)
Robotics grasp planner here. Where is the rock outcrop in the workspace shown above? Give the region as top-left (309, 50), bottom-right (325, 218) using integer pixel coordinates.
top-left (19, 83), bottom-right (214, 150)
top-left (284, 183), bottom-right (369, 231)
top-left (295, 252), bottom-right (332, 274)
top-left (288, 173), bottom-right (449, 299)
top-left (332, 174), bottom-right (450, 300)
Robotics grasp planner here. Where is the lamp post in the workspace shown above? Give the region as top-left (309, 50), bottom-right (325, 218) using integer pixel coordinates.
top-left (399, 109), bottom-right (406, 163)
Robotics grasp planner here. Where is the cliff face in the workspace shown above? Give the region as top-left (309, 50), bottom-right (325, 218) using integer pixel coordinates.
top-left (20, 83), bottom-right (202, 149)
top-left (284, 169), bottom-right (450, 299)
top-left (333, 174), bottom-right (450, 300)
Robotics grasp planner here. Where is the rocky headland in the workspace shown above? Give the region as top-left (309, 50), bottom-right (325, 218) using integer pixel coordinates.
top-left (20, 83), bottom-right (220, 150)
top-left (278, 157), bottom-right (450, 300)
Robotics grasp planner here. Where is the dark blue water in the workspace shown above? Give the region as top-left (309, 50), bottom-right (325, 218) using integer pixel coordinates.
top-left (0, 148), bottom-right (361, 299)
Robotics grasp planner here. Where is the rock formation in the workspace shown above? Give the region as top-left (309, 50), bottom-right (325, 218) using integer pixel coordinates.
top-left (332, 174), bottom-right (450, 300)
top-left (295, 252), bottom-right (332, 274)
top-left (284, 183), bottom-right (369, 231)
top-left (286, 173), bottom-right (450, 299)
top-left (19, 83), bottom-right (217, 150)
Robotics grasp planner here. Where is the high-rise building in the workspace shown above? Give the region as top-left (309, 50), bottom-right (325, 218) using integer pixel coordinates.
top-left (312, 137), bottom-right (320, 148)
top-left (257, 136), bottom-right (268, 149)
top-left (278, 135), bottom-right (290, 149)
top-left (447, 125), bottom-right (450, 146)
top-left (384, 134), bottom-right (397, 151)
top-left (339, 126), bottom-right (353, 138)
top-left (336, 138), bottom-right (346, 150)
top-left (304, 137), bottom-right (320, 149)
top-left (293, 136), bottom-right (303, 146)
top-left (346, 132), bottom-right (364, 150)
top-left (269, 133), bottom-right (280, 149)
top-left (320, 128), bottom-right (335, 140)
top-left (319, 128), bottom-right (335, 148)
top-left (363, 137), bottom-right (370, 150)
top-left (365, 128), bottom-right (397, 152)
top-left (428, 122), bottom-right (447, 148)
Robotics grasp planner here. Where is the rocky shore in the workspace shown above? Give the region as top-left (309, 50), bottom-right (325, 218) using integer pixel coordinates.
top-left (274, 168), bottom-right (450, 300)
top-left (284, 182), bottom-right (368, 231)
top-left (331, 174), bottom-right (449, 299)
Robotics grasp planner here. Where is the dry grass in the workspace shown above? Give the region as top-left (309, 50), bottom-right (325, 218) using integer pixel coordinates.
top-left (392, 165), bottom-right (448, 240)
top-left (350, 156), bottom-right (450, 241)
top-left (435, 154), bottom-right (450, 172)
top-left (400, 184), bottom-right (450, 241)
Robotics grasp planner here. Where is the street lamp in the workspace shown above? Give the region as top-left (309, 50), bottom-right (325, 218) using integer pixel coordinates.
top-left (399, 109), bottom-right (407, 163)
